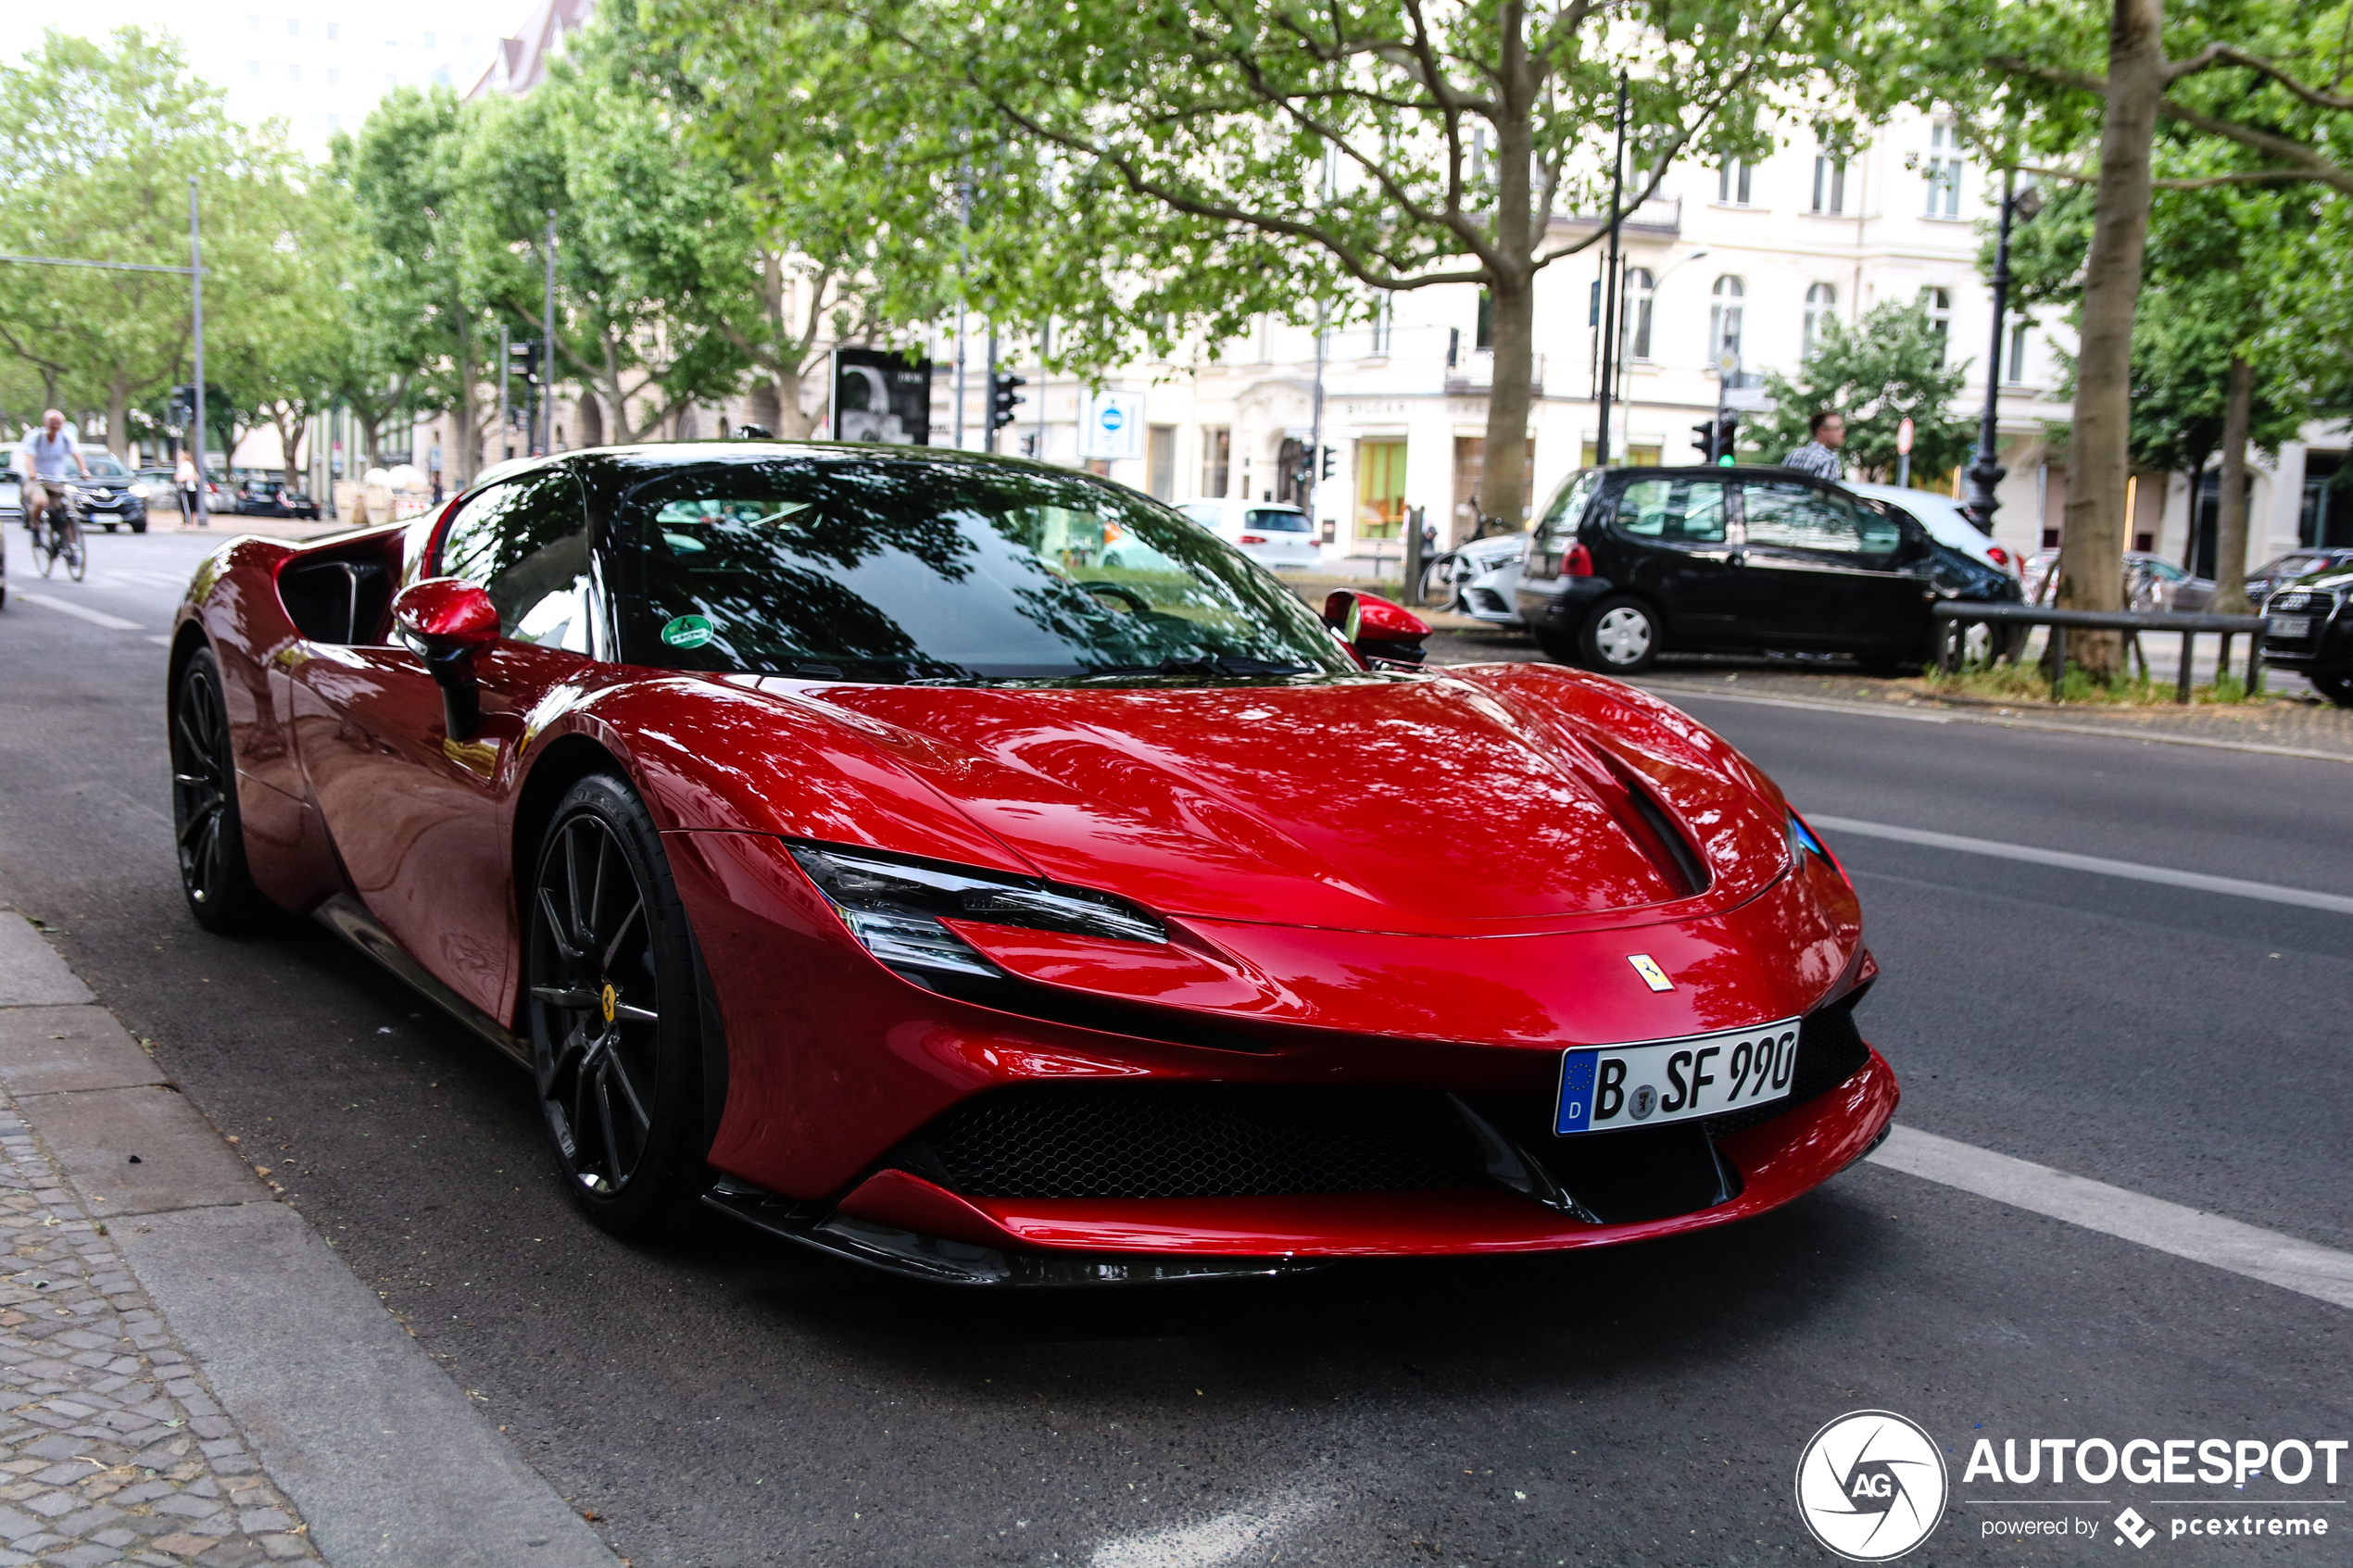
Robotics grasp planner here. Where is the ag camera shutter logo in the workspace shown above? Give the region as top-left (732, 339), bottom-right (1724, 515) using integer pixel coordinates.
top-left (1794, 1411), bottom-right (1948, 1561)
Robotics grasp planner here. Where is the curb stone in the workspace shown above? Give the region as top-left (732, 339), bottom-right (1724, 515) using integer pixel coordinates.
top-left (0, 909), bottom-right (622, 1568)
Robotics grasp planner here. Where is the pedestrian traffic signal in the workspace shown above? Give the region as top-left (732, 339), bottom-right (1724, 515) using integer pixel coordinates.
top-left (1321, 445), bottom-right (1338, 481)
top-left (989, 372), bottom-right (1025, 431)
top-left (510, 338), bottom-right (543, 383)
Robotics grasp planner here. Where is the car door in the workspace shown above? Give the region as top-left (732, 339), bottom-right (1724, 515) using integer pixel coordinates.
top-left (288, 467), bottom-right (599, 1021)
top-left (1601, 474), bottom-right (1741, 646)
top-left (1735, 479), bottom-right (1927, 651)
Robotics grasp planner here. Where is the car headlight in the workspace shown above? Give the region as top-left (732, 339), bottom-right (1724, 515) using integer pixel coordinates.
top-left (789, 844), bottom-right (1167, 978)
top-left (1787, 811), bottom-right (1847, 884)
top-left (130, 483), bottom-right (148, 497)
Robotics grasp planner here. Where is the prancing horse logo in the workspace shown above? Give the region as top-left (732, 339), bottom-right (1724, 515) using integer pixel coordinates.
top-left (1627, 954), bottom-right (1674, 992)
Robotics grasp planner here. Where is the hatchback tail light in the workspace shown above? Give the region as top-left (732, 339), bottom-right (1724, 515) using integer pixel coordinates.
top-left (1238, 533), bottom-right (1268, 545)
top-left (1986, 545), bottom-right (2013, 569)
top-left (1565, 543), bottom-right (1594, 577)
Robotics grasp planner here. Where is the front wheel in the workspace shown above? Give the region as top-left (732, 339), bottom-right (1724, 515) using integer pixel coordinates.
top-left (130, 518), bottom-right (147, 535)
top-left (63, 525), bottom-right (84, 582)
top-left (524, 774), bottom-right (713, 1237)
top-left (1577, 595), bottom-right (1662, 675)
top-left (170, 648), bottom-right (278, 932)
top-left (34, 526), bottom-right (56, 578)
top-left (2312, 671), bottom-right (2353, 709)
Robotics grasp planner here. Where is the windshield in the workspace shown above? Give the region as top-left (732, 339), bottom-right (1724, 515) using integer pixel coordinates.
top-left (616, 458), bottom-right (1356, 683)
top-left (82, 453), bottom-right (128, 477)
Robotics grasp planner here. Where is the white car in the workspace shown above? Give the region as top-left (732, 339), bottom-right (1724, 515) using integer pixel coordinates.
top-left (1421, 531), bottom-right (1530, 624)
top-left (1846, 483), bottom-right (2022, 578)
top-left (1174, 498), bottom-right (1322, 570)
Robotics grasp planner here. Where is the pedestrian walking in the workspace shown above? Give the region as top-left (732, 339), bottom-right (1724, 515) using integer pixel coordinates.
top-left (175, 451), bottom-right (205, 528)
top-left (1782, 410), bottom-right (1847, 481)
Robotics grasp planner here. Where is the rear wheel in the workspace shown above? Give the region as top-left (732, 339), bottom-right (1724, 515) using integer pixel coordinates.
top-left (2312, 671), bottom-right (2353, 709)
top-left (170, 648), bottom-right (277, 932)
top-left (63, 524), bottom-right (84, 582)
top-left (524, 775), bottom-right (712, 1237)
top-left (1577, 595), bottom-right (1661, 675)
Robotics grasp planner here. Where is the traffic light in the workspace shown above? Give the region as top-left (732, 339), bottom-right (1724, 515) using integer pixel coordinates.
top-left (510, 338), bottom-right (543, 383)
top-left (989, 372), bottom-right (1025, 431)
top-left (1320, 445), bottom-right (1338, 481)
top-left (1691, 416), bottom-right (1741, 462)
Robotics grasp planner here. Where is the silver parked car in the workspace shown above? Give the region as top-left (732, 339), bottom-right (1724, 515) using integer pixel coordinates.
top-left (1418, 531), bottom-right (1529, 624)
top-left (1173, 498), bottom-right (1322, 570)
top-left (2024, 549), bottom-right (2213, 611)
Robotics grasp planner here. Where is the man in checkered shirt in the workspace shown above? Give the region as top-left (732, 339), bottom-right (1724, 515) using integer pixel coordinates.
top-left (1781, 410), bottom-right (1847, 481)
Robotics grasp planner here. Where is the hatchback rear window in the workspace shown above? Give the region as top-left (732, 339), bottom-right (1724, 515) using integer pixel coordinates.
top-left (1242, 509), bottom-right (1312, 533)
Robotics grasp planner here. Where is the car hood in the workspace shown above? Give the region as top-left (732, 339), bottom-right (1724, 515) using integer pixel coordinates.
top-left (665, 668), bottom-right (1793, 936)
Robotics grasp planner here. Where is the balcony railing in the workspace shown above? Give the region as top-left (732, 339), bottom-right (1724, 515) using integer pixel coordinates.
top-left (1445, 347), bottom-right (1545, 396)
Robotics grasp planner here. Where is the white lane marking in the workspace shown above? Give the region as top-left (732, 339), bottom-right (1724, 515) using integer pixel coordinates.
top-left (1807, 813), bottom-right (2353, 915)
top-left (10, 592), bottom-right (144, 632)
top-left (1869, 1125), bottom-right (2353, 1312)
top-left (1091, 1492), bottom-right (1327, 1568)
top-left (110, 570), bottom-right (195, 589)
top-left (145, 635), bottom-right (174, 646)
top-left (1642, 684), bottom-right (1951, 723)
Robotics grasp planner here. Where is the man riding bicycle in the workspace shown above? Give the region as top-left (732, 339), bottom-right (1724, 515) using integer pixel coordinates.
top-left (17, 409), bottom-right (91, 542)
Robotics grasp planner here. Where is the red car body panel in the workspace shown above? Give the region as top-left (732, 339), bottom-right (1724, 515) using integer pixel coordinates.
top-left (171, 457), bottom-right (1898, 1275)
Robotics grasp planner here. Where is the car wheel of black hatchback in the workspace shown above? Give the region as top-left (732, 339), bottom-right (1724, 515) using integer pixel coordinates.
top-left (524, 773), bottom-right (713, 1237)
top-left (2313, 671), bottom-right (2353, 709)
top-left (1578, 595), bottom-right (1661, 674)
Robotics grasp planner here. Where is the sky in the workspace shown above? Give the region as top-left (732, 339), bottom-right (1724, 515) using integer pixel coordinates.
top-left (15, 0), bottom-right (528, 161)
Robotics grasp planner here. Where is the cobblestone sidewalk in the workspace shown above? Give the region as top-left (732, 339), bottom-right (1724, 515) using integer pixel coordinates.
top-left (0, 1103), bottom-right (313, 1568)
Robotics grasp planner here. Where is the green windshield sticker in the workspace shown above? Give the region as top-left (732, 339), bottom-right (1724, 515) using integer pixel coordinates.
top-left (661, 614), bottom-right (716, 649)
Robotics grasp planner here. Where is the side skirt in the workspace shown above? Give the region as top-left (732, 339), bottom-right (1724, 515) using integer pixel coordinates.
top-left (313, 893), bottom-right (531, 1071)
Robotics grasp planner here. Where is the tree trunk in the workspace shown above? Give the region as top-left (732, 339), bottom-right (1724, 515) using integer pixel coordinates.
top-left (749, 379), bottom-right (782, 435)
top-left (578, 391), bottom-right (605, 447)
top-left (2210, 354), bottom-right (2254, 613)
top-left (107, 379), bottom-right (132, 462)
top-left (278, 408), bottom-right (304, 492)
top-left (455, 314), bottom-right (481, 485)
top-left (2055, 0), bottom-right (2165, 681)
top-left (774, 366), bottom-right (820, 440)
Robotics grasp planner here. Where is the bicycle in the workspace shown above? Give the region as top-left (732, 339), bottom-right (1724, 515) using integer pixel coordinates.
top-left (29, 482), bottom-right (86, 582)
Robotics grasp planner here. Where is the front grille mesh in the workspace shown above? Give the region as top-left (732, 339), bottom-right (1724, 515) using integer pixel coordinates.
top-left (1705, 1002), bottom-right (1872, 1135)
top-left (914, 1084), bottom-right (1485, 1199)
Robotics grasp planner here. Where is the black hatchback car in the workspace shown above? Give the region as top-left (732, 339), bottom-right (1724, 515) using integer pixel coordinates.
top-left (1513, 465), bottom-right (2021, 673)
top-left (2259, 565), bottom-right (2353, 707)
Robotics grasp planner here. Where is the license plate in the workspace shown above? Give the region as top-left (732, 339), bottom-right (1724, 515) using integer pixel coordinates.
top-left (92, 511), bottom-right (120, 523)
top-left (1555, 1019), bottom-right (1802, 1135)
top-left (2269, 615), bottom-right (2310, 639)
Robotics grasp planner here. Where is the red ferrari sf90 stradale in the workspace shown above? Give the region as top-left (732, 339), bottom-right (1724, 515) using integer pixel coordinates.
top-left (167, 445), bottom-right (1895, 1285)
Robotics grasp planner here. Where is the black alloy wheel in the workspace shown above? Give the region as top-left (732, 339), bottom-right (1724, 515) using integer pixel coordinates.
top-left (170, 649), bottom-right (276, 932)
top-left (2312, 671), bottom-right (2353, 709)
top-left (524, 774), bottom-right (711, 1236)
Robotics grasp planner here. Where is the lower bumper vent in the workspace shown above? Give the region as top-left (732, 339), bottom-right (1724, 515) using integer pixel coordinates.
top-left (906, 1084), bottom-right (1486, 1200)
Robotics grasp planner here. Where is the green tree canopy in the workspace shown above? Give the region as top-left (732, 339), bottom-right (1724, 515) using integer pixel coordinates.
top-left (1739, 300), bottom-right (1973, 482)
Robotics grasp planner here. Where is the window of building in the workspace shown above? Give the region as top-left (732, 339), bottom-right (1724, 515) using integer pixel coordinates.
top-left (1920, 286), bottom-right (1952, 358)
top-left (1803, 282), bottom-right (1838, 359)
top-left (1718, 159), bottom-right (1753, 205)
top-left (248, 60), bottom-right (261, 77)
top-left (1147, 425), bottom-right (1176, 500)
top-left (1201, 427), bottom-right (1230, 497)
top-left (1357, 440), bottom-right (1408, 540)
top-left (288, 64), bottom-right (300, 83)
top-left (287, 18), bottom-right (299, 36)
top-left (327, 68), bottom-right (339, 87)
top-left (1369, 298), bottom-right (1393, 358)
top-left (2005, 316), bottom-right (2030, 383)
top-left (1708, 276), bottom-right (1744, 365)
top-left (1580, 442), bottom-right (1662, 467)
top-left (1623, 268), bottom-right (1655, 360)
top-left (1476, 290), bottom-right (1494, 350)
top-left (248, 14), bottom-right (260, 30)
top-left (1926, 122), bottom-right (1963, 218)
top-left (423, 31), bottom-right (436, 48)
top-left (1812, 153), bottom-right (1847, 214)
top-left (327, 21), bottom-right (339, 40)
top-left (328, 112), bottom-right (340, 131)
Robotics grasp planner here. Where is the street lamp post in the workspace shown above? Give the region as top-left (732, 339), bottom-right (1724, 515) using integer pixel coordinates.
top-left (1965, 172), bottom-right (2043, 533)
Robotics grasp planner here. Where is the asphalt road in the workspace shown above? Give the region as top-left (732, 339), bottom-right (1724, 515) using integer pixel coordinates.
top-left (2, 528), bottom-right (2348, 1567)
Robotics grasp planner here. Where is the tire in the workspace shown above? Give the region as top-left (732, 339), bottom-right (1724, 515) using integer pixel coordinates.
top-left (170, 648), bottom-right (278, 932)
top-left (1531, 624), bottom-right (1579, 664)
top-left (130, 519), bottom-right (147, 535)
top-left (103, 523), bottom-right (118, 533)
top-left (1576, 595), bottom-right (1662, 675)
top-left (64, 527), bottom-right (84, 583)
top-left (2312, 671), bottom-right (2353, 709)
top-left (523, 774), bottom-right (713, 1237)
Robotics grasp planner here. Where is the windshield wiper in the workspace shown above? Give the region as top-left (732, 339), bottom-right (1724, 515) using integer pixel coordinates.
top-left (1076, 655), bottom-right (1311, 682)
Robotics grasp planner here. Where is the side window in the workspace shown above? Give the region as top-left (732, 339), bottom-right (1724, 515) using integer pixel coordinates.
top-left (1743, 482), bottom-right (1899, 558)
top-left (434, 470), bottom-right (593, 647)
top-left (1611, 478), bottom-right (1729, 545)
